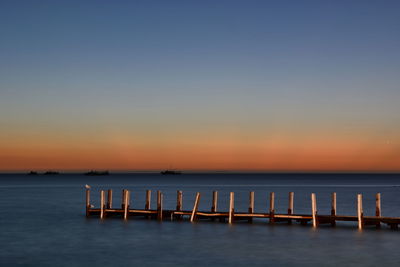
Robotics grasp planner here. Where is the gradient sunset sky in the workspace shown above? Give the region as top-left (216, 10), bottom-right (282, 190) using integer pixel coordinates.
top-left (0, 1), bottom-right (399, 172)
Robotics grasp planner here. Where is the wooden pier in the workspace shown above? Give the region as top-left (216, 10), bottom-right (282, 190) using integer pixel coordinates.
top-left (85, 188), bottom-right (400, 230)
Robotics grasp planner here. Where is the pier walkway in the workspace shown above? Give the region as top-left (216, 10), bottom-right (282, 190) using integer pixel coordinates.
top-left (85, 189), bottom-right (400, 230)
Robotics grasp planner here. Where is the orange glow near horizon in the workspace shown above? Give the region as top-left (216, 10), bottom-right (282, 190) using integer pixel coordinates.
top-left (1, 133), bottom-right (399, 172)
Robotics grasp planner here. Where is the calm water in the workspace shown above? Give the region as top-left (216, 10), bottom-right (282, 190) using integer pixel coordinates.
top-left (1, 173), bottom-right (400, 266)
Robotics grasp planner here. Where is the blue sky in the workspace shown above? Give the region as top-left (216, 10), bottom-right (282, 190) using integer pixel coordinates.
top-left (0, 1), bottom-right (399, 171)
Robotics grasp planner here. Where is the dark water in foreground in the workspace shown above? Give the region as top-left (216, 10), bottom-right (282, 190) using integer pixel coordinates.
top-left (1, 173), bottom-right (400, 266)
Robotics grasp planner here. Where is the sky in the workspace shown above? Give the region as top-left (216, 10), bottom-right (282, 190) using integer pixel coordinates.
top-left (0, 0), bottom-right (399, 172)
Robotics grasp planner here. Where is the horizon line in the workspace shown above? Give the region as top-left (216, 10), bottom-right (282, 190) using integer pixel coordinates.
top-left (0, 170), bottom-right (399, 174)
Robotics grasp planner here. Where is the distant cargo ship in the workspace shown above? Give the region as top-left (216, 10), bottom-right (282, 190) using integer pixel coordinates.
top-left (160, 170), bottom-right (182, 175)
top-left (84, 170), bottom-right (109, 176)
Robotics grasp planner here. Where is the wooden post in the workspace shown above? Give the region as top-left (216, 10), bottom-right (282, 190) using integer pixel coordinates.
top-left (176, 190), bottom-right (183, 211)
top-left (288, 192), bottom-right (294, 224)
top-left (175, 190), bottom-right (183, 220)
top-left (311, 193), bottom-right (318, 227)
top-left (376, 193), bottom-right (381, 229)
top-left (357, 194), bottom-right (363, 230)
top-left (145, 190), bottom-right (151, 210)
top-left (211, 191), bottom-right (218, 221)
top-left (288, 192), bottom-right (294, 214)
top-left (144, 190), bottom-right (151, 219)
top-left (190, 192), bottom-right (201, 222)
top-left (107, 189), bottom-right (113, 209)
top-left (228, 192), bottom-right (235, 224)
top-left (375, 193), bottom-right (381, 216)
top-left (157, 191), bottom-right (163, 221)
top-left (121, 189), bottom-right (126, 209)
top-left (248, 191), bottom-right (254, 223)
top-left (100, 190), bottom-right (105, 219)
top-left (211, 191), bottom-right (218, 212)
top-left (331, 192), bottom-right (337, 226)
top-left (86, 189), bottom-right (90, 217)
top-left (124, 190), bottom-right (130, 220)
top-left (269, 192), bottom-right (275, 224)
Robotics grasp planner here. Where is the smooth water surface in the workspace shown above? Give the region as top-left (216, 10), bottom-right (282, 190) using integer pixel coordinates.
top-left (1, 173), bottom-right (400, 266)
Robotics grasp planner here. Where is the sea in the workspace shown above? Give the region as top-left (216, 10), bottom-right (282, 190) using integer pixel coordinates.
top-left (1, 173), bottom-right (400, 266)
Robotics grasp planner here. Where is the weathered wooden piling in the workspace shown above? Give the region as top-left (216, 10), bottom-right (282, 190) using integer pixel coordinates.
top-left (175, 190), bottom-right (183, 220)
top-left (157, 191), bottom-right (163, 221)
top-left (190, 192), bottom-right (201, 222)
top-left (248, 191), bottom-right (254, 223)
top-left (211, 191), bottom-right (218, 212)
top-left (211, 191), bottom-right (219, 221)
top-left (269, 192), bottom-right (275, 224)
top-left (331, 192), bottom-right (337, 226)
top-left (376, 193), bottom-right (381, 228)
top-left (100, 190), bottom-right (105, 219)
top-left (177, 190), bottom-right (183, 211)
top-left (145, 190), bottom-right (151, 210)
top-left (228, 192), bottom-right (235, 224)
top-left (124, 190), bottom-right (130, 220)
top-left (86, 189), bottom-right (90, 217)
top-left (288, 192), bottom-right (294, 224)
top-left (311, 193), bottom-right (318, 227)
top-left (357, 194), bottom-right (363, 230)
top-left (107, 189), bottom-right (113, 209)
top-left (288, 192), bottom-right (294, 214)
top-left (144, 190), bottom-right (151, 219)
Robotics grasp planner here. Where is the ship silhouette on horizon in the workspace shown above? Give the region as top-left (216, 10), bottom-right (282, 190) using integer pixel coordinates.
top-left (160, 170), bottom-right (182, 175)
